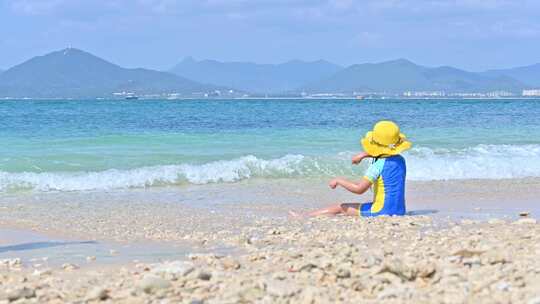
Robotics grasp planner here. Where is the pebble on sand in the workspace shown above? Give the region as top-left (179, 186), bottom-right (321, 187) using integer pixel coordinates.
top-left (85, 287), bottom-right (109, 301)
top-left (137, 275), bottom-right (172, 294)
top-left (62, 263), bottom-right (79, 271)
top-left (151, 261), bottom-right (195, 277)
top-left (514, 218), bottom-right (537, 225)
top-left (4, 287), bottom-right (36, 302)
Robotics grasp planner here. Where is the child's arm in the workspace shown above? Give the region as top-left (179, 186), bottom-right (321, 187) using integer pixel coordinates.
top-left (351, 151), bottom-right (372, 164)
top-left (328, 151), bottom-right (374, 194)
top-left (329, 178), bottom-right (371, 195)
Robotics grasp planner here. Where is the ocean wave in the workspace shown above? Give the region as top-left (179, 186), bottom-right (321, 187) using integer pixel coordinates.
top-left (0, 155), bottom-right (316, 192)
top-left (406, 144), bottom-right (540, 180)
top-left (1, 144), bottom-right (540, 192)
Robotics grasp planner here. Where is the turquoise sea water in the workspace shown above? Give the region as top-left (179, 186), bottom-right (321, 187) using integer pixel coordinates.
top-left (1, 99), bottom-right (540, 192)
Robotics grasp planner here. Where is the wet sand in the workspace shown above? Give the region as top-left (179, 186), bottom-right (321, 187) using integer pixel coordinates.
top-left (0, 178), bottom-right (539, 302)
top-left (1, 178), bottom-right (538, 243)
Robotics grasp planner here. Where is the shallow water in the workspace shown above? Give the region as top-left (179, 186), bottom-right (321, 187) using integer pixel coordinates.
top-left (2, 178), bottom-right (537, 219)
top-left (0, 228), bottom-right (238, 267)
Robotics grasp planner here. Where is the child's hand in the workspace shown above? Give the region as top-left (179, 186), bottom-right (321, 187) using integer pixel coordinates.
top-left (329, 178), bottom-right (339, 189)
top-left (352, 152), bottom-right (369, 165)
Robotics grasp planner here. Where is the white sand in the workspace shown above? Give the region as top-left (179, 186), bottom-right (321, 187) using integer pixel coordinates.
top-left (0, 178), bottom-right (539, 302)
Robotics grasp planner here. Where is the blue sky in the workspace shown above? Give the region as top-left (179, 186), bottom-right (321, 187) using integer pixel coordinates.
top-left (1, 0), bottom-right (539, 71)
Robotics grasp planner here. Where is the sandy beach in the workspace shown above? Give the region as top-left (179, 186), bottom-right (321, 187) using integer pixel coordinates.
top-left (1, 178), bottom-right (539, 303)
top-left (2, 0), bottom-right (540, 300)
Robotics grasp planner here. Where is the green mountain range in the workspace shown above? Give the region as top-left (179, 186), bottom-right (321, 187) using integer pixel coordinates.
top-left (0, 48), bottom-right (538, 98)
top-left (301, 59), bottom-right (527, 94)
top-left (0, 48), bottom-right (221, 98)
top-left (170, 57), bottom-right (342, 94)
top-left (483, 64), bottom-right (540, 87)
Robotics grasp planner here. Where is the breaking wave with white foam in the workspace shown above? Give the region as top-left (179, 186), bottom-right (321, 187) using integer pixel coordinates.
top-left (1, 144), bottom-right (540, 192)
top-left (406, 144), bottom-right (540, 180)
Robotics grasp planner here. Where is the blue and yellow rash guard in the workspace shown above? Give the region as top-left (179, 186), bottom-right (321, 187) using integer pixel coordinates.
top-left (361, 155), bottom-right (407, 217)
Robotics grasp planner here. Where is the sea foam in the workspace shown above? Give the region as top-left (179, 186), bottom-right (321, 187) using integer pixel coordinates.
top-left (406, 144), bottom-right (540, 180)
top-left (1, 144), bottom-right (540, 192)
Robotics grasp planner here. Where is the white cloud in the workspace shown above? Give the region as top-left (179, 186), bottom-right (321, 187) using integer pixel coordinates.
top-left (8, 0), bottom-right (65, 15)
top-left (2, 0), bottom-right (540, 70)
top-left (491, 20), bottom-right (540, 38)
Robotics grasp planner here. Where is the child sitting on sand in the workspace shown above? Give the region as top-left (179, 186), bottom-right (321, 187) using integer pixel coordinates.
top-left (292, 120), bottom-right (411, 217)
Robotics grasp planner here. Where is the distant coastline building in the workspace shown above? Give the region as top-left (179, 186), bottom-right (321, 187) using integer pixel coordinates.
top-left (403, 91), bottom-right (446, 97)
top-left (523, 89), bottom-right (540, 97)
top-left (486, 91), bottom-right (514, 98)
top-left (401, 90), bottom-right (520, 98)
top-left (307, 93), bottom-right (347, 98)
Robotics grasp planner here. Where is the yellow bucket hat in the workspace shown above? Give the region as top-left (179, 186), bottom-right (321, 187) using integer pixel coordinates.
top-left (361, 121), bottom-right (412, 157)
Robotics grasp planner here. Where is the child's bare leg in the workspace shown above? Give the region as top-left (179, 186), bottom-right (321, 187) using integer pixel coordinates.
top-left (290, 203), bottom-right (360, 218)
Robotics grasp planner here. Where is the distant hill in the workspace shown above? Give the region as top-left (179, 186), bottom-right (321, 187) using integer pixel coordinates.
top-left (1, 49), bottom-right (536, 97)
top-left (170, 57), bottom-right (342, 94)
top-left (0, 48), bottom-right (222, 98)
top-left (302, 59), bottom-right (526, 94)
top-left (483, 63), bottom-right (540, 87)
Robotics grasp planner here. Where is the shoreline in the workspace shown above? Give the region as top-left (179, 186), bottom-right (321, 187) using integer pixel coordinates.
top-left (2, 97), bottom-right (540, 101)
top-left (1, 177), bottom-right (539, 245)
